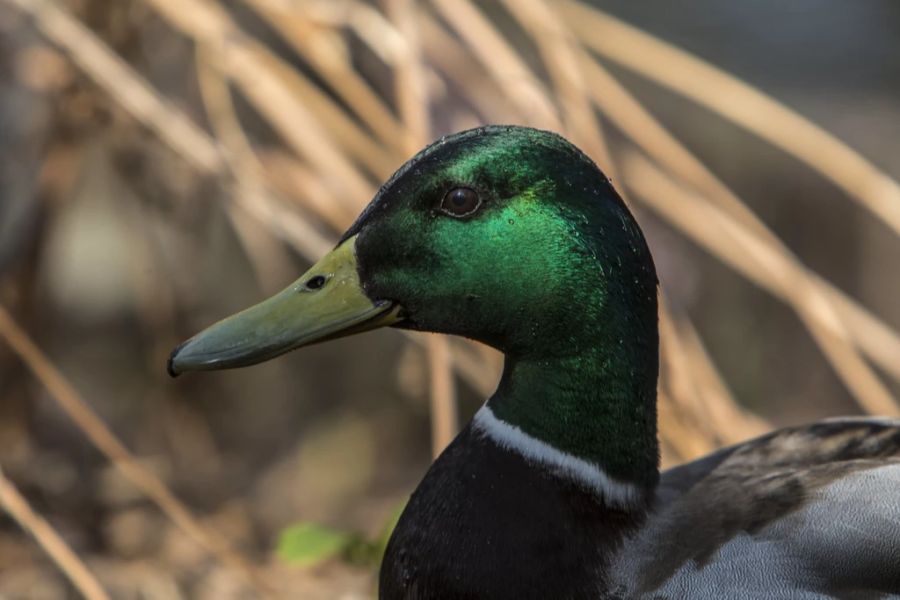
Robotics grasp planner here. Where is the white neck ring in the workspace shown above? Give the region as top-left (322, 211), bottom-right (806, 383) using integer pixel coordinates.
top-left (472, 405), bottom-right (644, 510)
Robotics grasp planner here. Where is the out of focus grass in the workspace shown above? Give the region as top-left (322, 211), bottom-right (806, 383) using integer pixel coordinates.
top-left (0, 0), bottom-right (898, 598)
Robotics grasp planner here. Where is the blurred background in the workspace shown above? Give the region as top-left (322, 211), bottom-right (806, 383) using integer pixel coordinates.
top-left (0, 0), bottom-right (898, 598)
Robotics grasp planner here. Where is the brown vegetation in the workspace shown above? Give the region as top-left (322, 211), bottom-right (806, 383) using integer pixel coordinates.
top-left (0, 1), bottom-right (897, 597)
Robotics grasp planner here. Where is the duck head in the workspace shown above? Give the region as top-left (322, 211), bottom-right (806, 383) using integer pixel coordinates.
top-left (168, 125), bottom-right (657, 380)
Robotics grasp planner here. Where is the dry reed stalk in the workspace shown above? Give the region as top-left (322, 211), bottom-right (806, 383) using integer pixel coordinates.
top-left (388, 0), bottom-right (431, 152)
top-left (799, 316), bottom-right (899, 415)
top-left (223, 184), bottom-right (300, 294)
top-left (241, 0), bottom-right (408, 152)
top-left (657, 438), bottom-right (679, 469)
top-left (194, 45), bottom-right (358, 274)
top-left (540, 24), bottom-right (900, 390)
top-left (390, 331), bottom-right (496, 400)
top-left (425, 334), bottom-right (459, 456)
top-left (446, 339), bottom-right (501, 399)
top-left (0, 306), bottom-right (272, 596)
top-left (568, 11), bottom-right (900, 417)
top-left (293, 2), bottom-right (504, 150)
top-left (658, 294), bottom-right (763, 451)
top-left (500, 0), bottom-right (612, 169)
top-left (657, 391), bottom-right (716, 464)
top-left (536, 3), bottom-right (886, 407)
top-left (566, 47), bottom-right (900, 411)
top-left (195, 47), bottom-right (262, 179)
top-left (625, 149), bottom-right (900, 386)
top-left (812, 278), bottom-right (900, 382)
top-left (0, 468), bottom-right (111, 600)
top-left (5, 0), bottom-right (222, 176)
top-left (119, 200), bottom-right (182, 366)
top-left (573, 24), bottom-right (891, 398)
top-left (197, 24), bottom-right (400, 195)
top-left (324, 3), bottom-right (526, 144)
top-left (417, 12), bottom-right (523, 124)
top-left (657, 302), bottom-right (722, 444)
top-left (558, 0), bottom-right (900, 238)
top-left (429, 0), bottom-right (562, 129)
top-left (234, 185), bottom-right (337, 259)
top-left (675, 318), bottom-right (769, 443)
top-left (246, 44), bottom-right (401, 180)
top-left (3, 2), bottom-right (276, 592)
top-left (448, 338), bottom-right (503, 397)
top-left (662, 297), bottom-right (769, 446)
top-left (623, 152), bottom-right (899, 415)
top-left (304, 0), bottom-right (408, 67)
top-left (195, 38), bottom-right (344, 269)
top-left (578, 55), bottom-right (900, 386)
top-left (259, 151), bottom-right (357, 232)
top-left (140, 0), bottom-right (373, 207)
top-left (202, 42), bottom-right (375, 228)
top-left (576, 55), bottom-right (773, 242)
top-left (236, 174), bottom-right (338, 268)
top-left (195, 47), bottom-right (311, 293)
top-left (388, 0), bottom-right (458, 455)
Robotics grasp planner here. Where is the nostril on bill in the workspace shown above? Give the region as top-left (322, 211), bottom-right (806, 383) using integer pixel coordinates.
top-left (305, 275), bottom-right (327, 290)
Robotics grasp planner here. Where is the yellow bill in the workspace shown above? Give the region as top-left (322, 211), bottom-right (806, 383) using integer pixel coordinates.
top-left (167, 235), bottom-right (399, 376)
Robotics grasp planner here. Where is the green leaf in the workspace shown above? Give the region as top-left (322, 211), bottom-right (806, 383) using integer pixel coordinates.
top-left (276, 522), bottom-right (352, 567)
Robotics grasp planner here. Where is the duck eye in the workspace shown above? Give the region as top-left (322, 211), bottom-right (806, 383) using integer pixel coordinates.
top-left (439, 187), bottom-right (481, 218)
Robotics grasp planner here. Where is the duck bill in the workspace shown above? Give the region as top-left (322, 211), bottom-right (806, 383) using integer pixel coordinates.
top-left (167, 235), bottom-right (399, 376)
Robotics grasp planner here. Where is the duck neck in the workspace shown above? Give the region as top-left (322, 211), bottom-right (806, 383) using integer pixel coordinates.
top-left (481, 344), bottom-right (659, 507)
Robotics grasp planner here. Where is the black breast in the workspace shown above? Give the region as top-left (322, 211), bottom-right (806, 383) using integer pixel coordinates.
top-left (379, 425), bottom-right (643, 600)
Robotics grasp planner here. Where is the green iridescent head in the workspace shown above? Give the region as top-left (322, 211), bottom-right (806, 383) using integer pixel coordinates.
top-left (169, 124), bottom-right (656, 388)
top-left (348, 126), bottom-right (657, 361)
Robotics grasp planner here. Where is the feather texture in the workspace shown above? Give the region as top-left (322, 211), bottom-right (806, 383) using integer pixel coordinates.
top-left (614, 419), bottom-right (900, 597)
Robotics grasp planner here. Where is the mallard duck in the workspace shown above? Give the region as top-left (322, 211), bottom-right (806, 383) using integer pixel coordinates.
top-left (168, 126), bottom-right (900, 599)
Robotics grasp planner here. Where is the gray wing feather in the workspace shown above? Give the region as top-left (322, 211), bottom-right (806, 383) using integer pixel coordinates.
top-left (614, 418), bottom-right (900, 598)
